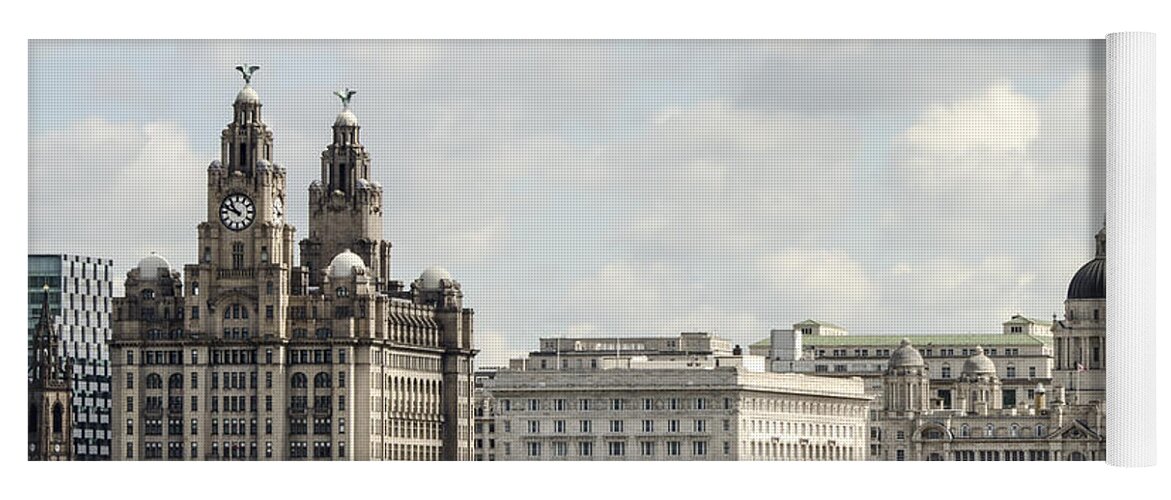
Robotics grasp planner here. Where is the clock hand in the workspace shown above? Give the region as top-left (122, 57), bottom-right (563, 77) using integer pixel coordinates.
top-left (227, 204), bottom-right (242, 216)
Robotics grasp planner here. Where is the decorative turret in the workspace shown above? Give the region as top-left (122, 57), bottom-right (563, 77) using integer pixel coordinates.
top-left (883, 339), bottom-right (931, 413)
top-left (302, 87), bottom-right (391, 288)
top-left (957, 346), bottom-right (1003, 415)
top-left (222, 64), bottom-right (274, 176)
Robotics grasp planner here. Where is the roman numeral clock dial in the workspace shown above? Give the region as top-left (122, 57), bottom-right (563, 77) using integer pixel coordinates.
top-left (219, 193), bottom-right (256, 231)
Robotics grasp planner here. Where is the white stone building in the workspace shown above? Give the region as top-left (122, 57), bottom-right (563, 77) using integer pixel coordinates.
top-left (480, 345), bottom-right (870, 461)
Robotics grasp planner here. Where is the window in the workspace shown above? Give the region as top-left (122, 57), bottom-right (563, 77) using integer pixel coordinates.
top-left (695, 419), bottom-right (707, 432)
top-left (579, 399), bottom-right (590, 411)
top-left (528, 420), bottom-right (540, 433)
top-left (611, 399), bottom-right (624, 411)
top-left (578, 442), bottom-right (593, 457)
top-left (666, 441), bottom-right (681, 456)
top-left (1029, 366), bottom-right (1037, 378)
top-left (579, 420), bottom-right (592, 433)
top-left (693, 441), bottom-right (708, 456)
top-left (641, 441), bottom-right (655, 456)
top-left (643, 398), bottom-right (653, 410)
top-left (554, 420), bottom-right (566, 433)
top-left (608, 441), bottom-right (626, 456)
top-left (668, 420), bottom-right (680, 433)
top-left (896, 449), bottom-right (906, 461)
top-left (609, 420), bottom-right (624, 433)
top-left (941, 365), bottom-right (952, 379)
top-left (191, 419), bottom-right (198, 435)
top-left (126, 373), bottom-right (134, 389)
top-left (231, 242), bottom-right (244, 270)
top-left (1006, 365), bottom-right (1017, 378)
top-left (527, 442), bottom-right (541, 457)
top-left (642, 420), bottom-right (654, 433)
top-left (695, 398), bottom-right (707, 410)
top-left (528, 399), bottom-right (539, 411)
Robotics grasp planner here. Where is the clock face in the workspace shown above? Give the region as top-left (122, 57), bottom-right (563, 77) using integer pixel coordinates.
top-left (272, 197), bottom-right (284, 223)
top-left (219, 194), bottom-right (256, 231)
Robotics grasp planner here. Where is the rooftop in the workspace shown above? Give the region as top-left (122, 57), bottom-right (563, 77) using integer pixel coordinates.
top-left (751, 333), bottom-right (1051, 350)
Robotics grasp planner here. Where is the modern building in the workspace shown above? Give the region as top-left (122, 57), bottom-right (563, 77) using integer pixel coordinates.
top-left (28, 254), bottom-right (113, 460)
top-left (870, 339), bottom-right (1104, 461)
top-left (110, 69), bottom-right (476, 461)
top-left (29, 285), bottom-right (75, 461)
top-left (480, 341), bottom-right (871, 461)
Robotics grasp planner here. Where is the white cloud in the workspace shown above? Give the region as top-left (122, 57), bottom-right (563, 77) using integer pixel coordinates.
top-left (29, 118), bottom-right (204, 291)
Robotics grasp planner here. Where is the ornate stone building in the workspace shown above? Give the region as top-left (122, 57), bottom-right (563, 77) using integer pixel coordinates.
top-left (29, 285), bottom-right (75, 461)
top-left (479, 343), bottom-right (871, 461)
top-left (870, 339), bottom-right (1105, 461)
top-left (110, 69), bottom-right (476, 461)
top-left (1052, 225), bottom-right (1106, 404)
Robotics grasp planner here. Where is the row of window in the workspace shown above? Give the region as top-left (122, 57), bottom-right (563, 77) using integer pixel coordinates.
top-left (514, 440), bottom-right (715, 458)
top-left (514, 418), bottom-right (721, 435)
top-left (502, 397), bottom-right (729, 413)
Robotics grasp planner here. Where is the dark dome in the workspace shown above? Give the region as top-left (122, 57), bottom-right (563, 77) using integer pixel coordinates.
top-left (1067, 257), bottom-right (1105, 300)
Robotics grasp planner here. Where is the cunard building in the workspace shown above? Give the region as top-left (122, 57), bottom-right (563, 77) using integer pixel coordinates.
top-left (110, 68), bottom-right (476, 461)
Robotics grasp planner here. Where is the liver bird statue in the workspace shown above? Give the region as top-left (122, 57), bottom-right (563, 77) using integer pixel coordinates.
top-left (235, 64), bottom-right (260, 84)
top-left (334, 88), bottom-right (357, 107)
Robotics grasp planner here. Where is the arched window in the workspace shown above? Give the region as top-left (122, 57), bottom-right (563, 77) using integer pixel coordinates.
top-left (169, 373), bottom-right (183, 390)
top-left (1011, 423), bottom-right (1020, 437)
top-left (1036, 424), bottom-right (1046, 437)
top-left (146, 373), bottom-right (163, 389)
top-left (52, 402), bottom-right (63, 433)
top-left (291, 373), bottom-right (308, 389)
top-left (961, 424), bottom-right (970, 437)
top-left (224, 308), bottom-right (232, 320)
top-left (192, 281), bottom-right (200, 296)
top-left (336, 287), bottom-right (348, 298)
top-left (141, 289), bottom-right (155, 300)
top-left (986, 424), bottom-right (994, 437)
top-left (260, 247), bottom-right (269, 263)
top-left (314, 372), bottom-right (331, 388)
top-left (266, 281), bottom-right (274, 295)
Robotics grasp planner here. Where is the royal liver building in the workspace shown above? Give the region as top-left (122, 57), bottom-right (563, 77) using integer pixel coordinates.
top-left (110, 68), bottom-right (476, 461)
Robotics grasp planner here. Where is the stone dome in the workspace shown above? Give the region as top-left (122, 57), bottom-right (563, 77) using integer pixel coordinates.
top-left (889, 338), bottom-right (925, 368)
top-left (419, 266), bottom-right (453, 290)
top-left (328, 249), bottom-right (366, 280)
top-left (136, 252), bottom-right (171, 280)
top-left (335, 108), bottom-right (359, 127)
top-left (962, 346), bottom-right (997, 375)
top-left (1067, 258), bottom-right (1105, 300)
top-left (235, 84), bottom-right (260, 105)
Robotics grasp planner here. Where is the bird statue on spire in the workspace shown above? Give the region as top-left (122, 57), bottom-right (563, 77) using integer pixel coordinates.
top-left (236, 64), bottom-right (260, 84)
top-left (334, 88), bottom-right (357, 108)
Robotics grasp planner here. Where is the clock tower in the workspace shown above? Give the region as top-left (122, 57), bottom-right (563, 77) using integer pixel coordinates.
top-left (29, 285), bottom-right (74, 461)
top-left (185, 67), bottom-right (295, 340)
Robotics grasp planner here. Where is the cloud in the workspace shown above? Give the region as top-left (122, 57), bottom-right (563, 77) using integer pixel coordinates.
top-left (29, 118), bottom-right (204, 291)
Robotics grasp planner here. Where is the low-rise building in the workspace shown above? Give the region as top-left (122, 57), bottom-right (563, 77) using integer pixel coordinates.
top-left (480, 342), bottom-right (871, 461)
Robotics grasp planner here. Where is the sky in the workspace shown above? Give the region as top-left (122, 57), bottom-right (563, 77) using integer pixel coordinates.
top-left (28, 40), bottom-right (1104, 366)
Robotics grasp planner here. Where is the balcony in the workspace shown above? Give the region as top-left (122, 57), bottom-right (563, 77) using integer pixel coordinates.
top-left (217, 268), bottom-right (255, 280)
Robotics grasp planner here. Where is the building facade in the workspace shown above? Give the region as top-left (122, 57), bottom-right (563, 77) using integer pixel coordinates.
top-left (480, 345), bottom-right (871, 461)
top-left (29, 285), bottom-right (75, 461)
top-left (870, 339), bottom-right (1104, 461)
top-left (110, 70), bottom-right (476, 461)
top-left (28, 254), bottom-right (113, 460)
top-left (1052, 225), bottom-right (1106, 404)
top-left (755, 319), bottom-right (1054, 412)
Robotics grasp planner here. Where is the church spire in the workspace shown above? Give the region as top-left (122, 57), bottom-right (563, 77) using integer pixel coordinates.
top-left (31, 285), bottom-right (64, 383)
